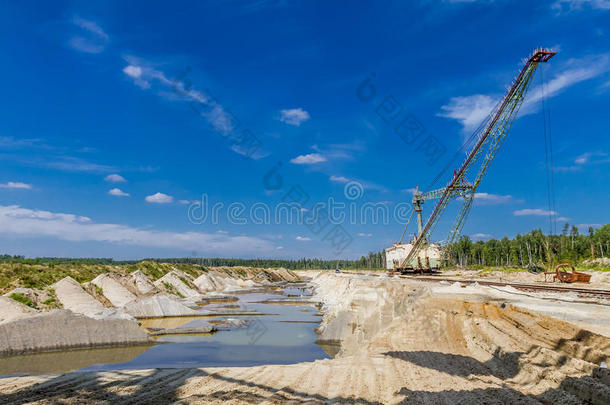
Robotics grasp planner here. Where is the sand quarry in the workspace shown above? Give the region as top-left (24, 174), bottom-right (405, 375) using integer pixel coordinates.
top-left (0, 269), bottom-right (609, 404)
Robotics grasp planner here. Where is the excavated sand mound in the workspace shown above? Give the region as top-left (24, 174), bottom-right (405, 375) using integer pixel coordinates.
top-left (52, 276), bottom-right (106, 317)
top-left (2, 273), bottom-right (608, 404)
top-left (123, 295), bottom-right (200, 318)
top-left (0, 309), bottom-right (151, 356)
top-left (128, 270), bottom-right (157, 295)
top-left (91, 274), bottom-right (137, 307)
top-left (154, 271), bottom-right (201, 298)
top-left (0, 296), bottom-right (37, 323)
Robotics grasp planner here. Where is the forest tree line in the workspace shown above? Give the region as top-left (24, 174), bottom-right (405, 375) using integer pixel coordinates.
top-left (446, 223), bottom-right (610, 268)
top-left (2, 223), bottom-right (607, 270)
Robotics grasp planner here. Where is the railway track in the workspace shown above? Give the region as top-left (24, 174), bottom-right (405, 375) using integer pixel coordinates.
top-left (398, 275), bottom-right (610, 298)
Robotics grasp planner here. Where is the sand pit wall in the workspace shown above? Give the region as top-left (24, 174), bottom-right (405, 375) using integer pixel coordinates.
top-left (0, 310), bottom-right (151, 356)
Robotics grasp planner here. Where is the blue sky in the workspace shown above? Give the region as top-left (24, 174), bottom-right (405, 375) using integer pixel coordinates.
top-left (1, 0), bottom-right (609, 260)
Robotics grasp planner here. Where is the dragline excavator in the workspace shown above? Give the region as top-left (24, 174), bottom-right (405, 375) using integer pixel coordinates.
top-left (386, 49), bottom-right (555, 273)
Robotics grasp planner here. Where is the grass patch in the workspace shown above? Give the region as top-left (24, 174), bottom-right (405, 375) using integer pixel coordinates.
top-left (162, 281), bottom-right (185, 298)
top-left (94, 284), bottom-right (104, 296)
top-left (178, 276), bottom-right (192, 288)
top-left (9, 292), bottom-right (38, 309)
top-left (42, 288), bottom-right (62, 309)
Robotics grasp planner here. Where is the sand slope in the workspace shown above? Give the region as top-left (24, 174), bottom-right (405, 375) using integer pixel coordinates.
top-left (0, 309), bottom-right (151, 356)
top-left (52, 276), bottom-right (106, 317)
top-left (1, 273), bottom-right (609, 403)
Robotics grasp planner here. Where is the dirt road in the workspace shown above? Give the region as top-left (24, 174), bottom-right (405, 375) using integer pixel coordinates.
top-left (1, 273), bottom-right (608, 404)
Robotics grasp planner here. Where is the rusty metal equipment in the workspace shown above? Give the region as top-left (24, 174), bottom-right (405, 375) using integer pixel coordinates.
top-left (544, 263), bottom-right (591, 284)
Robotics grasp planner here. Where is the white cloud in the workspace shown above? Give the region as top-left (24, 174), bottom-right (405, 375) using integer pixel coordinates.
top-left (440, 53), bottom-right (610, 133)
top-left (178, 199), bottom-right (195, 205)
top-left (552, 0), bottom-right (610, 13)
top-left (69, 17), bottom-right (109, 54)
top-left (123, 65), bottom-right (142, 78)
top-left (575, 153), bottom-right (590, 164)
top-left (104, 174), bottom-right (126, 183)
top-left (0, 205), bottom-right (274, 255)
top-left (290, 153), bottom-right (326, 164)
top-left (0, 182), bottom-right (32, 189)
top-left (474, 192), bottom-right (513, 205)
top-left (145, 192), bottom-right (173, 204)
top-left (523, 54), bottom-right (610, 113)
top-left (122, 64), bottom-right (150, 89)
top-left (471, 233), bottom-right (492, 239)
top-left (357, 232), bottom-right (373, 237)
top-left (330, 175), bottom-right (350, 183)
top-left (514, 208), bottom-right (557, 216)
top-left (41, 157), bottom-right (117, 173)
top-left (276, 246), bottom-right (284, 250)
top-left (121, 57), bottom-right (260, 158)
top-left (470, 233), bottom-right (493, 239)
top-left (108, 188), bottom-right (129, 197)
top-left (296, 236), bottom-right (311, 241)
top-left (555, 151), bottom-right (609, 171)
top-left (278, 108), bottom-right (310, 126)
top-left (574, 151), bottom-right (608, 165)
top-left (311, 142), bottom-right (361, 161)
top-left (438, 94), bottom-right (497, 134)
top-left (402, 187), bottom-right (418, 195)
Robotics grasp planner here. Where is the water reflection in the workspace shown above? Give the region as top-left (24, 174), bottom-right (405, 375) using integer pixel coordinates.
top-left (0, 345), bottom-right (153, 376)
top-left (0, 285), bottom-right (331, 375)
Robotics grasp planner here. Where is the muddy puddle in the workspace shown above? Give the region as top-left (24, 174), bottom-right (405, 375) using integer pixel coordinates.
top-left (0, 284), bottom-right (331, 375)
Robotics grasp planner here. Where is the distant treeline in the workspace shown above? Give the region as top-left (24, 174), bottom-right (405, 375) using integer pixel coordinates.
top-left (140, 252), bottom-right (387, 269)
top-left (0, 256), bottom-right (136, 265)
top-left (446, 223), bottom-right (610, 268)
top-left (0, 252), bottom-right (386, 270)
top-left (3, 223), bottom-right (607, 270)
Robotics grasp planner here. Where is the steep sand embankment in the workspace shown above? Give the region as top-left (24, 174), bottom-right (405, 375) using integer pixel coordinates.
top-left (1, 272), bottom-right (608, 404)
top-left (0, 310), bottom-right (151, 356)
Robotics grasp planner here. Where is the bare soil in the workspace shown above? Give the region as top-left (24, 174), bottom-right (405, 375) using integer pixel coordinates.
top-left (1, 272), bottom-right (608, 404)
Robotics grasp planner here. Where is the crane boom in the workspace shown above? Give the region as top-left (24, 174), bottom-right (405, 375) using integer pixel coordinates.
top-left (399, 49), bottom-right (555, 270)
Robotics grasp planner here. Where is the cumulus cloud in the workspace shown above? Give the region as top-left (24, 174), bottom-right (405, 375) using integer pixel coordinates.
top-left (69, 17), bottom-right (109, 54)
top-left (0, 205), bottom-right (274, 255)
top-left (296, 236), bottom-right (311, 241)
top-left (471, 233), bottom-right (492, 239)
top-left (330, 175), bottom-right (350, 183)
top-left (108, 188), bottom-right (129, 197)
top-left (290, 153), bottom-right (326, 164)
top-left (474, 192), bottom-right (514, 205)
top-left (104, 174), bottom-right (126, 183)
top-left (278, 108), bottom-right (310, 126)
top-left (514, 208), bottom-right (557, 216)
top-left (145, 192), bottom-right (174, 204)
top-left (0, 182), bottom-right (32, 189)
top-left (123, 65), bottom-right (142, 78)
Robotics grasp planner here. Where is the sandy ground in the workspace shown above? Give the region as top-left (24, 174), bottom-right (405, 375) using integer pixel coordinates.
top-left (416, 268), bottom-right (610, 290)
top-left (1, 272), bottom-right (609, 404)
